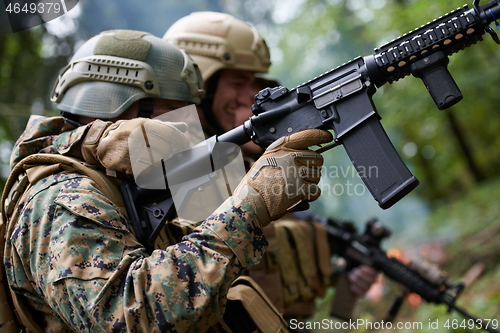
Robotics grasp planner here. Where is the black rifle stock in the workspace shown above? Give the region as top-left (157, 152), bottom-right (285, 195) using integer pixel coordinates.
top-left (122, 0), bottom-right (500, 248)
top-left (319, 216), bottom-right (499, 333)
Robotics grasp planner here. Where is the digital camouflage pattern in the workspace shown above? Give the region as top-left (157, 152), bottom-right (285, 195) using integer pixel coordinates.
top-left (10, 115), bottom-right (87, 168)
top-left (4, 115), bottom-right (268, 332)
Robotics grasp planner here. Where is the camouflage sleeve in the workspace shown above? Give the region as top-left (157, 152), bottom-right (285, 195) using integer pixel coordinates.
top-left (5, 171), bottom-right (267, 332)
top-left (10, 115), bottom-right (85, 168)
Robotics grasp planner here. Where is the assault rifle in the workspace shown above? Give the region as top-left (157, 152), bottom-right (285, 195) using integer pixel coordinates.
top-left (221, 0), bottom-right (500, 208)
top-left (319, 216), bottom-right (499, 333)
top-left (122, 0), bottom-right (500, 249)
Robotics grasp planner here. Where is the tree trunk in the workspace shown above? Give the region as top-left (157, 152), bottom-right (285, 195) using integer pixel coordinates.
top-left (445, 109), bottom-right (485, 182)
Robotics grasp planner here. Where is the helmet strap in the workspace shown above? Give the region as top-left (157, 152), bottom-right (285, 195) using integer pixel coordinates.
top-left (60, 111), bottom-right (82, 124)
top-left (137, 98), bottom-right (155, 118)
top-left (200, 70), bottom-right (225, 136)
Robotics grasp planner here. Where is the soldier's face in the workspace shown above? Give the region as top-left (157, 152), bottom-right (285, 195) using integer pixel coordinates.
top-left (234, 82), bottom-right (264, 156)
top-left (211, 69), bottom-right (256, 133)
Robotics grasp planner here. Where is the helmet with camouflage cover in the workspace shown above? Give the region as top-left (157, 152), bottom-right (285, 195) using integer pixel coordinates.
top-left (162, 11), bottom-right (271, 81)
top-left (51, 29), bottom-right (204, 119)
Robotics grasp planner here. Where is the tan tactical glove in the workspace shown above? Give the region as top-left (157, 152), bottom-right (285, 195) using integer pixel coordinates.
top-left (81, 118), bottom-right (189, 176)
top-left (347, 265), bottom-right (378, 297)
top-left (233, 129), bottom-right (333, 227)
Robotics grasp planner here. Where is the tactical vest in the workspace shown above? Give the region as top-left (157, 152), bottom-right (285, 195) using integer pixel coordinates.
top-left (0, 154), bottom-right (288, 333)
top-left (246, 218), bottom-right (333, 318)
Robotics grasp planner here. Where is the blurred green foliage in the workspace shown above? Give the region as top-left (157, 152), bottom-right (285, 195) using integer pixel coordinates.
top-left (309, 178), bottom-right (500, 332)
top-left (0, 24), bottom-right (46, 187)
top-left (0, 6), bottom-right (79, 187)
top-left (387, 176), bottom-right (500, 330)
top-left (76, 0), bottom-right (223, 39)
top-left (370, 0), bottom-right (500, 206)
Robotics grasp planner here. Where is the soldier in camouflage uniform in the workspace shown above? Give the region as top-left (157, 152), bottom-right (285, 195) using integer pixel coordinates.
top-left (1, 30), bottom-right (332, 332)
top-left (163, 12), bottom-right (378, 325)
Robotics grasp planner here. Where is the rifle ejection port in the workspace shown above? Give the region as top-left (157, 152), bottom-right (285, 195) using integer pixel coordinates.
top-left (312, 75), bottom-right (363, 109)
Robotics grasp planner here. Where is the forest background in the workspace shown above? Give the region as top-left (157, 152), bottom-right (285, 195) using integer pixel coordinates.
top-left (1, 0), bottom-right (499, 331)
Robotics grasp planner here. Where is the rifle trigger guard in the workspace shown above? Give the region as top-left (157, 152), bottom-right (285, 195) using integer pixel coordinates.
top-left (315, 139), bottom-right (341, 154)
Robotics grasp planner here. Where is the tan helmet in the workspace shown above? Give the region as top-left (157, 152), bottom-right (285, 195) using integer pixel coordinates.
top-left (163, 11), bottom-right (271, 81)
top-left (51, 29), bottom-right (204, 119)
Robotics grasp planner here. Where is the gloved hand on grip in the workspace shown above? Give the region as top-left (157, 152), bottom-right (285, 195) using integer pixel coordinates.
top-left (81, 118), bottom-right (189, 176)
top-left (348, 265), bottom-right (378, 297)
top-left (233, 129), bottom-right (333, 227)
